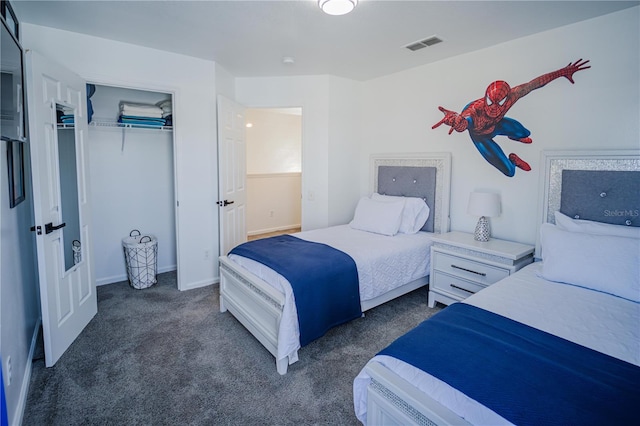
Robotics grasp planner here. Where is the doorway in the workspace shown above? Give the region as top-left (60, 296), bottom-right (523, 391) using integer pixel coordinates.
top-left (245, 107), bottom-right (302, 240)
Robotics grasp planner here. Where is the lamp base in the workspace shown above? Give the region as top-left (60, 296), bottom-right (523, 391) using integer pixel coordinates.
top-left (474, 216), bottom-right (490, 242)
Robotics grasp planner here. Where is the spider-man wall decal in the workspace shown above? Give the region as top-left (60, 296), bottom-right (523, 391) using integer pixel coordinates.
top-left (432, 59), bottom-right (590, 177)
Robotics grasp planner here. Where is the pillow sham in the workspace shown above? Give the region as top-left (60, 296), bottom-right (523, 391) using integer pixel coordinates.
top-left (349, 197), bottom-right (404, 236)
top-left (371, 193), bottom-right (430, 234)
top-left (555, 211), bottom-right (640, 239)
top-left (540, 223), bottom-right (640, 302)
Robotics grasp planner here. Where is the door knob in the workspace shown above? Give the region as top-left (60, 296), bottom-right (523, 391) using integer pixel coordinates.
top-left (44, 222), bottom-right (66, 234)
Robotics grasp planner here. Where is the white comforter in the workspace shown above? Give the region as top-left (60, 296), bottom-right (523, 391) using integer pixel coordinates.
top-left (228, 225), bottom-right (434, 366)
top-left (353, 262), bottom-right (640, 425)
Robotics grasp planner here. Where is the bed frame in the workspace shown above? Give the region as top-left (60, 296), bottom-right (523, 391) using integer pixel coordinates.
top-left (218, 152), bottom-right (451, 375)
top-left (362, 149), bottom-right (640, 425)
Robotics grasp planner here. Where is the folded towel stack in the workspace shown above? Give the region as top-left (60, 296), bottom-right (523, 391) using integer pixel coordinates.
top-left (119, 102), bottom-right (166, 128)
top-left (57, 105), bottom-right (75, 124)
top-left (117, 115), bottom-right (168, 127)
top-left (120, 102), bottom-right (163, 118)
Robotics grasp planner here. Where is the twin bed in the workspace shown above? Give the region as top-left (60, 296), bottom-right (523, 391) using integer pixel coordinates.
top-left (353, 150), bottom-right (640, 425)
top-left (219, 153), bottom-right (451, 374)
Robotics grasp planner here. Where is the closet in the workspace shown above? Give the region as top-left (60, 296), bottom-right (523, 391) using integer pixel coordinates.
top-left (86, 85), bottom-right (176, 285)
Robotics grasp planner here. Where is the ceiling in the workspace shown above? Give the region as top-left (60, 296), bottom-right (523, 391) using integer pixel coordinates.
top-left (11, 0), bottom-right (639, 81)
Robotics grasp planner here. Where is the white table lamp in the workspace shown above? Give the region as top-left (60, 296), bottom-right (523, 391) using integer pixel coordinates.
top-left (467, 192), bottom-right (501, 242)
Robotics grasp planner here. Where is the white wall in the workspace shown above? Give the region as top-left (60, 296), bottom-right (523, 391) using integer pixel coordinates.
top-left (247, 173), bottom-right (302, 235)
top-left (246, 109), bottom-right (301, 174)
top-left (327, 76), bottom-right (363, 225)
top-left (89, 130), bottom-right (176, 284)
top-left (360, 7), bottom-right (640, 245)
top-left (215, 63), bottom-right (236, 101)
top-left (0, 140), bottom-right (39, 426)
top-left (21, 24), bottom-right (219, 290)
top-left (90, 128), bottom-right (176, 284)
top-left (236, 76), bottom-right (332, 231)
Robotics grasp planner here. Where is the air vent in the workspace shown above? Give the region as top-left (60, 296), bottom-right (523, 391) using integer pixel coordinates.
top-left (405, 36), bottom-right (443, 52)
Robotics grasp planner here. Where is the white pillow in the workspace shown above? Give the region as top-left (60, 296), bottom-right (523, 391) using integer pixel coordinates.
top-left (540, 223), bottom-right (640, 302)
top-left (371, 193), bottom-right (430, 234)
top-left (349, 197), bottom-right (404, 236)
top-left (555, 211), bottom-right (640, 239)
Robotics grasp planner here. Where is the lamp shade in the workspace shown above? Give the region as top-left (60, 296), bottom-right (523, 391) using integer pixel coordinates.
top-left (319, 0), bottom-right (357, 15)
top-left (467, 192), bottom-right (501, 218)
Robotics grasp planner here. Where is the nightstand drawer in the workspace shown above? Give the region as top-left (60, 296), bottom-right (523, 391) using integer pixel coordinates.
top-left (431, 271), bottom-right (485, 299)
top-left (433, 252), bottom-right (509, 285)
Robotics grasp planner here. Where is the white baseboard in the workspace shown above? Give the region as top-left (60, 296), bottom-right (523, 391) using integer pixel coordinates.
top-left (97, 266), bottom-right (214, 291)
top-left (13, 317), bottom-right (41, 426)
top-left (96, 264), bottom-right (177, 286)
top-left (96, 273), bottom-right (127, 286)
top-left (247, 224), bottom-right (301, 237)
top-left (178, 277), bottom-right (218, 291)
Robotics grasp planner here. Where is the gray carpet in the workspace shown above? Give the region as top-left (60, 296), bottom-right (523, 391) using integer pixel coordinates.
top-left (24, 271), bottom-right (442, 425)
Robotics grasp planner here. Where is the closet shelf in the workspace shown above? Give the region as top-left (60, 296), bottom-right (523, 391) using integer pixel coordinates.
top-left (57, 121), bottom-right (173, 131)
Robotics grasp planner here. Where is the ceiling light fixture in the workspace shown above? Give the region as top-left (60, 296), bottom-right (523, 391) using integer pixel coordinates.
top-left (319, 0), bottom-right (357, 16)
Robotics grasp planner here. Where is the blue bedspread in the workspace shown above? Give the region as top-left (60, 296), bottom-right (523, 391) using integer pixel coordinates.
top-left (229, 235), bottom-right (361, 346)
top-left (379, 303), bottom-right (640, 425)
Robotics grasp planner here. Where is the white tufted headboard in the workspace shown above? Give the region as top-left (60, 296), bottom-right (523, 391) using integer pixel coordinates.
top-left (537, 149), bottom-right (640, 256)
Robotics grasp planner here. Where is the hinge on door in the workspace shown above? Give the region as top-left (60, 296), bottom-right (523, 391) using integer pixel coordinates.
top-left (30, 225), bottom-right (42, 235)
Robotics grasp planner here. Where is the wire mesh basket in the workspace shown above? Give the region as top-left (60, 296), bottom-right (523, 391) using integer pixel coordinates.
top-left (122, 229), bottom-right (158, 289)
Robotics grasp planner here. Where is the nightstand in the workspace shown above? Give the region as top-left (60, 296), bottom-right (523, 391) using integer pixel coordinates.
top-left (428, 231), bottom-right (534, 307)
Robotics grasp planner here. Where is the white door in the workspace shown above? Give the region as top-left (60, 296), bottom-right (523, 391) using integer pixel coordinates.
top-left (26, 50), bottom-right (96, 367)
top-left (217, 95), bottom-right (246, 255)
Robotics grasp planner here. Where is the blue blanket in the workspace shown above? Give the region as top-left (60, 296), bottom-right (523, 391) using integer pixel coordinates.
top-left (379, 303), bottom-right (640, 425)
top-left (229, 235), bottom-right (361, 346)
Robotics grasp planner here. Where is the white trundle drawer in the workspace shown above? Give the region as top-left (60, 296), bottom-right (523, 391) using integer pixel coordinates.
top-left (431, 271), bottom-right (486, 299)
top-left (433, 252), bottom-right (509, 285)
